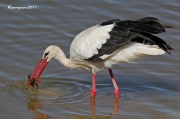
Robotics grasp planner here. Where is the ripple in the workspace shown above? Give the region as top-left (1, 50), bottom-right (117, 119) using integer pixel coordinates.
top-left (4, 78), bottom-right (91, 104)
top-left (1, 78), bottom-right (141, 105)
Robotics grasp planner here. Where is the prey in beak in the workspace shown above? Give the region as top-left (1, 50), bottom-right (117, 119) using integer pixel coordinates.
top-left (26, 58), bottom-right (49, 90)
top-left (26, 73), bottom-right (38, 90)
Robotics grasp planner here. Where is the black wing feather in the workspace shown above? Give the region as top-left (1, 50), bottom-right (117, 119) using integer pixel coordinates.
top-left (86, 17), bottom-right (173, 62)
top-left (137, 32), bottom-right (174, 54)
top-left (100, 19), bottom-right (121, 26)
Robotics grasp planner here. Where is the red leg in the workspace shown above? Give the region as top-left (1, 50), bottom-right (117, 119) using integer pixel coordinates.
top-left (108, 68), bottom-right (120, 99)
top-left (90, 98), bottom-right (96, 117)
top-left (113, 99), bottom-right (120, 114)
top-left (90, 74), bottom-right (96, 98)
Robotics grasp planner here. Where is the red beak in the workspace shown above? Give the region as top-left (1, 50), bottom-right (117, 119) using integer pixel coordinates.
top-left (29, 58), bottom-right (49, 83)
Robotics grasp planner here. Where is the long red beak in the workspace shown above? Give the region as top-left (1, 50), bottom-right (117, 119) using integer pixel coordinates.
top-left (29, 58), bottom-right (49, 82)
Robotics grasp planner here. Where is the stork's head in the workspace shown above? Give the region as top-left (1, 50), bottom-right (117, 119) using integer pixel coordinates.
top-left (27, 45), bottom-right (60, 90)
top-left (42, 45), bottom-right (61, 62)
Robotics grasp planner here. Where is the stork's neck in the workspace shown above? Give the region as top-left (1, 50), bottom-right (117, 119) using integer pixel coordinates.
top-left (54, 48), bottom-right (75, 69)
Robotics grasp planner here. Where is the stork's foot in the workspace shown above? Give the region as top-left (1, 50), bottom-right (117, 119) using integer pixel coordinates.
top-left (90, 90), bottom-right (96, 98)
top-left (114, 89), bottom-right (120, 99)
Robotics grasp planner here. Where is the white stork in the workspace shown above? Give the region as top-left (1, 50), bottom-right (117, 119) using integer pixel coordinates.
top-left (27, 17), bottom-right (174, 99)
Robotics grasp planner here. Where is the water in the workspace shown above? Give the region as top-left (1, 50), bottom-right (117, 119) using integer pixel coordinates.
top-left (0, 0), bottom-right (180, 119)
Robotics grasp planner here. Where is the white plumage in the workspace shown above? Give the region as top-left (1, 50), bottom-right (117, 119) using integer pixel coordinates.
top-left (28, 17), bottom-right (174, 99)
top-left (104, 42), bottom-right (166, 68)
top-left (70, 24), bottom-right (114, 60)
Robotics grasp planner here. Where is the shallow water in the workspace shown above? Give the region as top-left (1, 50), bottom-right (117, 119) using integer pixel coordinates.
top-left (0, 0), bottom-right (180, 119)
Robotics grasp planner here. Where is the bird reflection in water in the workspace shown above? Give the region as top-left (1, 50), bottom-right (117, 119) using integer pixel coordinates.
top-left (71, 98), bottom-right (120, 119)
top-left (27, 97), bottom-right (119, 119)
top-left (27, 97), bottom-right (50, 119)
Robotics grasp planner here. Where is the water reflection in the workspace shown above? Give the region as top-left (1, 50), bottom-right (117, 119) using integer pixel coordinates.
top-left (27, 96), bottom-right (120, 119)
top-left (70, 98), bottom-right (120, 119)
top-left (27, 97), bottom-right (51, 119)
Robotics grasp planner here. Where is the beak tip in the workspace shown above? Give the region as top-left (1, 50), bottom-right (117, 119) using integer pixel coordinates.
top-left (26, 73), bottom-right (37, 87)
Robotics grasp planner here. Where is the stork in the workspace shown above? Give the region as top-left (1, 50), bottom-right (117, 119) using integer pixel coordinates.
top-left (27, 17), bottom-right (174, 99)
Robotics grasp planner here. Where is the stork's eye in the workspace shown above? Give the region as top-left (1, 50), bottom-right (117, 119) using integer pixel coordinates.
top-left (44, 52), bottom-right (49, 58)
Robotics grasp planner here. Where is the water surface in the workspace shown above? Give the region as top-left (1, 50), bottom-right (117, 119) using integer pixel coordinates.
top-left (0, 0), bottom-right (180, 119)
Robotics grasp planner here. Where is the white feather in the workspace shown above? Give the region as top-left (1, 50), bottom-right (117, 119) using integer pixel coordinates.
top-left (70, 24), bottom-right (114, 60)
top-left (104, 42), bottom-right (165, 68)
